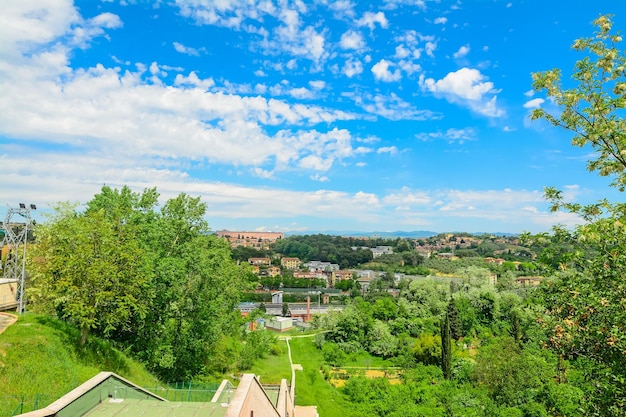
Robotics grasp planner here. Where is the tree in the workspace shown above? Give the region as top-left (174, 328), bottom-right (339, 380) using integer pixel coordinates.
top-left (440, 313), bottom-right (452, 380)
top-left (29, 202), bottom-right (151, 345)
top-left (532, 15), bottom-right (626, 190)
top-left (532, 15), bottom-right (626, 414)
top-left (135, 194), bottom-right (245, 381)
top-left (368, 320), bottom-right (398, 358)
top-left (447, 298), bottom-right (462, 341)
top-left (472, 337), bottom-right (552, 407)
top-left (30, 186), bottom-right (248, 382)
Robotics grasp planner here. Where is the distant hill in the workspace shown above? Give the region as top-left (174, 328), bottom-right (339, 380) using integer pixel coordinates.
top-left (285, 230), bottom-right (437, 238)
top-left (284, 230), bottom-right (518, 238)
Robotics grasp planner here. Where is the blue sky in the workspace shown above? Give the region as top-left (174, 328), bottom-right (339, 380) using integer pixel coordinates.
top-left (1, 0), bottom-right (624, 234)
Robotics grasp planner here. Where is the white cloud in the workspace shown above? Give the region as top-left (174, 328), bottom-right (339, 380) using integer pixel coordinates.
top-left (0, 3), bottom-right (364, 193)
top-left (289, 87), bottom-right (314, 99)
top-left (394, 45), bottom-right (410, 59)
top-left (173, 41), bottom-right (201, 56)
top-left (356, 11), bottom-right (388, 30)
top-left (371, 59), bottom-right (402, 82)
top-left (310, 173), bottom-right (329, 182)
top-left (424, 41), bottom-right (437, 57)
top-left (309, 80), bottom-right (325, 90)
top-left (523, 98), bottom-right (544, 109)
top-left (174, 71), bottom-right (215, 90)
top-left (434, 17), bottom-right (447, 24)
top-left (377, 146), bottom-right (398, 154)
top-left (340, 30), bottom-right (366, 50)
top-left (345, 91), bottom-right (439, 121)
top-left (453, 44), bottom-right (470, 59)
top-left (382, 0), bottom-right (426, 10)
top-left (416, 128), bottom-right (476, 144)
top-left (383, 187), bottom-right (431, 207)
top-left (419, 68), bottom-right (504, 117)
top-left (342, 58), bottom-right (363, 78)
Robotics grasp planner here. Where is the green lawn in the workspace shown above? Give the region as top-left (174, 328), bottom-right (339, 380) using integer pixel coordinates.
top-left (247, 341), bottom-right (292, 384)
top-left (288, 337), bottom-right (357, 417)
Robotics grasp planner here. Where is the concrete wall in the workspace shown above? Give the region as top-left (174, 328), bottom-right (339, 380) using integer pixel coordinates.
top-left (0, 280), bottom-right (18, 309)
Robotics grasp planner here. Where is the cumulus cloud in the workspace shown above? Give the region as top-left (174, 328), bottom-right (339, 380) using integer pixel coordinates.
top-left (419, 68), bottom-right (504, 117)
top-left (356, 11), bottom-right (388, 30)
top-left (434, 17), bottom-right (447, 24)
top-left (523, 98), bottom-right (544, 109)
top-left (309, 80), bottom-right (325, 90)
top-left (340, 30), bottom-right (366, 50)
top-left (377, 146), bottom-right (398, 154)
top-left (342, 58), bottom-right (363, 77)
top-left (453, 44), bottom-right (470, 58)
top-left (371, 59), bottom-right (402, 82)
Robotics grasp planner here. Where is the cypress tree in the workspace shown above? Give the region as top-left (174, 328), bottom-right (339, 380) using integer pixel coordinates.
top-left (441, 312), bottom-right (452, 380)
top-left (447, 298), bottom-right (462, 341)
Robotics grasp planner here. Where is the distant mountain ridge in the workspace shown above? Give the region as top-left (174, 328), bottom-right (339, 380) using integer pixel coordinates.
top-left (284, 230), bottom-right (518, 238)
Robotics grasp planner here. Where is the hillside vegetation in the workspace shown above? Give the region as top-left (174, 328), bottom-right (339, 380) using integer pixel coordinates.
top-left (0, 314), bottom-right (160, 416)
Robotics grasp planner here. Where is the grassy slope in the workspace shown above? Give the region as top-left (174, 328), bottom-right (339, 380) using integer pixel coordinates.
top-left (0, 313), bottom-right (160, 416)
top-left (288, 337), bottom-right (357, 417)
top-left (249, 332), bottom-right (397, 417)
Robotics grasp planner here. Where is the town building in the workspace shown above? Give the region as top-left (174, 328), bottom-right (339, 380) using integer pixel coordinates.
top-left (371, 246), bottom-right (393, 258)
top-left (281, 257), bottom-right (301, 270)
top-left (217, 230), bottom-right (284, 249)
top-left (248, 257), bottom-right (271, 266)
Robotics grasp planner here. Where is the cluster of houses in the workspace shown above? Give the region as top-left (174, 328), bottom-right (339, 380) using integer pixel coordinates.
top-left (246, 254), bottom-right (405, 291)
top-left (218, 231), bottom-right (542, 291)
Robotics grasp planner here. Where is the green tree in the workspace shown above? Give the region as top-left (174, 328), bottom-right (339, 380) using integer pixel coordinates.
top-left (29, 202), bottom-right (152, 345)
top-left (440, 313), bottom-right (452, 380)
top-left (531, 15), bottom-right (626, 414)
top-left (136, 194), bottom-right (245, 381)
top-left (31, 186), bottom-right (248, 382)
top-left (447, 298), bottom-right (462, 340)
top-left (368, 320), bottom-right (398, 358)
top-left (472, 337), bottom-right (552, 407)
top-left (532, 15), bottom-right (626, 190)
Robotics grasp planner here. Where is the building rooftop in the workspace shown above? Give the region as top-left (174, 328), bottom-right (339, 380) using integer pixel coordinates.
top-left (84, 398), bottom-right (228, 417)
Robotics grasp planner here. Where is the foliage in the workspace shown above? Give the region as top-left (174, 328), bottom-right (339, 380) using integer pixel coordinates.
top-left (28, 186), bottom-right (247, 382)
top-left (272, 234), bottom-right (373, 267)
top-left (0, 314), bottom-right (160, 416)
top-left (472, 337), bottom-right (553, 407)
top-left (532, 15), bottom-right (626, 190)
top-left (440, 313), bottom-right (452, 380)
top-left (29, 201), bottom-right (151, 345)
top-left (531, 15), bottom-right (626, 414)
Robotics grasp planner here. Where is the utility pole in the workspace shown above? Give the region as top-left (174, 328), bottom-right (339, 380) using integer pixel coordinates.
top-left (1, 203), bottom-right (36, 313)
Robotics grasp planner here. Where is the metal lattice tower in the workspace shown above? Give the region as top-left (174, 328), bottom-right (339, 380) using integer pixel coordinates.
top-left (1, 204), bottom-right (36, 312)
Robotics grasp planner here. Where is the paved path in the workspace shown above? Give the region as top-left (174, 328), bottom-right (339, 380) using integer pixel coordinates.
top-left (0, 312), bottom-right (17, 336)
